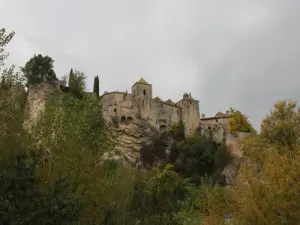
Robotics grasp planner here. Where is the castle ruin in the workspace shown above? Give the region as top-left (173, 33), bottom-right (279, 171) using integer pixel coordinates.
top-left (101, 78), bottom-right (201, 136)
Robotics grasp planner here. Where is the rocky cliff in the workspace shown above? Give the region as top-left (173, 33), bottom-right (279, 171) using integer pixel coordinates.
top-left (222, 131), bottom-right (252, 186)
top-left (103, 120), bottom-right (157, 166)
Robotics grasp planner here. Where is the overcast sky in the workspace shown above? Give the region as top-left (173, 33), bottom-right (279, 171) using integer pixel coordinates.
top-left (1, 0), bottom-right (300, 130)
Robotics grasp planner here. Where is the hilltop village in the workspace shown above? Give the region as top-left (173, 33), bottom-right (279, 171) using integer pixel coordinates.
top-left (100, 77), bottom-right (232, 136)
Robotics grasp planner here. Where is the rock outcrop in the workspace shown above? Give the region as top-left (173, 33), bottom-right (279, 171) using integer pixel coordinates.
top-left (222, 132), bottom-right (252, 186)
top-left (105, 120), bottom-right (157, 166)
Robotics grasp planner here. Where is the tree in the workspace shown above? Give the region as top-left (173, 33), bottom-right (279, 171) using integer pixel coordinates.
top-left (0, 28), bottom-right (15, 72)
top-left (260, 100), bottom-right (300, 153)
top-left (68, 68), bottom-right (74, 87)
top-left (21, 54), bottom-right (57, 85)
top-left (93, 75), bottom-right (99, 96)
top-left (227, 135), bottom-right (300, 225)
top-left (0, 68), bottom-right (80, 224)
top-left (68, 69), bottom-right (86, 98)
top-left (131, 165), bottom-right (193, 225)
top-left (0, 28), bottom-right (15, 88)
top-left (227, 108), bottom-right (255, 133)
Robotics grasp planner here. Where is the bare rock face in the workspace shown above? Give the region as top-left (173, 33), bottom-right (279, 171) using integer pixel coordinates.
top-left (222, 132), bottom-right (252, 186)
top-left (109, 120), bottom-right (157, 166)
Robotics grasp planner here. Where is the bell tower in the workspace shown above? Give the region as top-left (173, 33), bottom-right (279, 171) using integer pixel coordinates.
top-left (131, 77), bottom-right (152, 98)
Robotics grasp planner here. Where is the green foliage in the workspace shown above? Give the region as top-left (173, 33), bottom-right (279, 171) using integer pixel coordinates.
top-left (260, 100), bottom-right (300, 153)
top-left (171, 136), bottom-right (230, 185)
top-left (170, 120), bottom-right (185, 140)
top-left (227, 107), bottom-right (255, 133)
top-left (140, 121), bottom-right (231, 186)
top-left (68, 69), bottom-right (86, 98)
top-left (33, 90), bottom-right (113, 156)
top-left (140, 132), bottom-right (168, 167)
top-left (131, 165), bottom-right (194, 225)
top-left (0, 71), bottom-right (80, 224)
top-left (93, 75), bottom-right (99, 96)
top-left (21, 54), bottom-right (57, 85)
top-left (0, 28), bottom-right (15, 71)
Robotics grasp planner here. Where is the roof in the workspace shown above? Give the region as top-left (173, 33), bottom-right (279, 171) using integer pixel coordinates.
top-left (139, 77), bottom-right (148, 84)
top-left (215, 112), bottom-right (226, 117)
top-left (154, 96), bottom-right (163, 102)
top-left (132, 77), bottom-right (151, 87)
top-left (200, 115), bottom-right (232, 121)
top-left (165, 99), bottom-right (175, 105)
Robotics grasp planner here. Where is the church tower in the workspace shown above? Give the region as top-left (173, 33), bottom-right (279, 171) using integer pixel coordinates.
top-left (131, 77), bottom-right (152, 98)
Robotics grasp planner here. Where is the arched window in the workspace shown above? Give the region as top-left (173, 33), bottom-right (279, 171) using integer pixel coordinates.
top-left (121, 116), bottom-right (126, 123)
top-left (143, 89), bottom-right (146, 95)
top-left (127, 117), bottom-right (133, 123)
top-left (159, 125), bottom-right (167, 133)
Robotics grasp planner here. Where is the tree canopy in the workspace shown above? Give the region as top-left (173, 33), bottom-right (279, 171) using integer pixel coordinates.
top-left (227, 107), bottom-right (255, 133)
top-left (68, 69), bottom-right (86, 98)
top-left (21, 54), bottom-right (57, 85)
top-left (260, 100), bottom-right (300, 152)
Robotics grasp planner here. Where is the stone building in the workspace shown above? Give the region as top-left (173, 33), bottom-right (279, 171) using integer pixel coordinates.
top-left (198, 111), bottom-right (232, 142)
top-left (101, 78), bottom-right (201, 136)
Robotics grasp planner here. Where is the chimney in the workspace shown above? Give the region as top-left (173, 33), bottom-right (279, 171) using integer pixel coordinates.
top-left (201, 114), bottom-right (206, 119)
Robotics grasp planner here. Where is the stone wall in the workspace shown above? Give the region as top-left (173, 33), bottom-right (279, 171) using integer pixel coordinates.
top-left (101, 91), bottom-right (184, 133)
top-left (23, 81), bottom-right (58, 131)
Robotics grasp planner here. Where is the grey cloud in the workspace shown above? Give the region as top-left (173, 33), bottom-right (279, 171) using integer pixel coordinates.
top-left (1, 0), bottom-right (300, 130)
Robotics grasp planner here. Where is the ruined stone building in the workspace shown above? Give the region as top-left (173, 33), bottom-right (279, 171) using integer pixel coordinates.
top-left (101, 78), bottom-right (201, 136)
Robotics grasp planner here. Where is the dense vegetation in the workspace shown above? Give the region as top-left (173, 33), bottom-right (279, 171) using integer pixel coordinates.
top-left (140, 121), bottom-right (230, 186)
top-left (227, 107), bottom-right (255, 133)
top-left (1, 28), bottom-right (300, 224)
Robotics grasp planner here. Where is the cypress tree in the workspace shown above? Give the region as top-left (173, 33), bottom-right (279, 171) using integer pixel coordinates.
top-left (0, 76), bottom-right (6, 89)
top-left (93, 75), bottom-right (99, 96)
top-left (68, 69), bottom-right (74, 89)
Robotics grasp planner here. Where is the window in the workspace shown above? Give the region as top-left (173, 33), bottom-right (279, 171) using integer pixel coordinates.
top-left (127, 117), bottom-right (133, 123)
top-left (121, 116), bottom-right (126, 123)
top-left (143, 89), bottom-right (146, 95)
top-left (131, 105), bottom-right (133, 109)
top-left (114, 108), bottom-right (116, 112)
top-left (150, 102), bottom-right (151, 107)
top-left (143, 100), bottom-right (144, 107)
top-left (216, 119), bottom-right (218, 122)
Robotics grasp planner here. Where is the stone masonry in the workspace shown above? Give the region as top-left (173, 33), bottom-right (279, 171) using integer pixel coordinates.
top-left (101, 78), bottom-right (201, 136)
